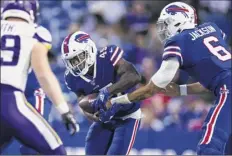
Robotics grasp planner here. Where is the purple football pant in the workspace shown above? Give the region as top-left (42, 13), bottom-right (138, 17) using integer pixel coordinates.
top-left (0, 84), bottom-right (66, 155)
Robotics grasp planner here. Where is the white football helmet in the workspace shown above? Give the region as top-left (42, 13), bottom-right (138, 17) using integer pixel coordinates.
top-left (61, 31), bottom-right (97, 77)
top-left (1, 0), bottom-right (39, 24)
top-left (157, 2), bottom-right (197, 43)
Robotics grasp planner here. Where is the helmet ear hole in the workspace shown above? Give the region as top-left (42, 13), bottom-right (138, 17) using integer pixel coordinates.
top-left (175, 23), bottom-right (181, 27)
top-left (164, 21), bottom-right (168, 26)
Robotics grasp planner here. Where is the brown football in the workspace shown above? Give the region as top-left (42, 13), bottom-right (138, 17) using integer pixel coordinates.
top-left (78, 93), bottom-right (98, 114)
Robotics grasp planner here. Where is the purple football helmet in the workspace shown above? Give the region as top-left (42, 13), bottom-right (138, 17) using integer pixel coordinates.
top-left (1, 0), bottom-right (39, 23)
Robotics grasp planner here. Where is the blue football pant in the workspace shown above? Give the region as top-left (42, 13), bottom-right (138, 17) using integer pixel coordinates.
top-left (197, 79), bottom-right (232, 155)
top-left (85, 118), bottom-right (140, 155)
top-left (0, 85), bottom-right (66, 155)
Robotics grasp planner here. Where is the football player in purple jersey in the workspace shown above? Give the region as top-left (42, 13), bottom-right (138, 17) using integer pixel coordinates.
top-left (1, 0), bottom-right (77, 154)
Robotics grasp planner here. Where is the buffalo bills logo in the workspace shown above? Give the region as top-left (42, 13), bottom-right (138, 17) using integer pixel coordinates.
top-left (166, 5), bottom-right (189, 18)
top-left (75, 34), bottom-right (90, 43)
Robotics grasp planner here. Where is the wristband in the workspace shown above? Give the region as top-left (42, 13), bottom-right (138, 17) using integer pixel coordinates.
top-left (110, 94), bottom-right (131, 105)
top-left (180, 84), bottom-right (187, 96)
top-left (56, 103), bottom-right (70, 114)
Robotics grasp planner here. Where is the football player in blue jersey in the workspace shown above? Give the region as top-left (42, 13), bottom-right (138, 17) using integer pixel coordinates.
top-left (62, 31), bottom-right (142, 155)
top-left (110, 2), bottom-right (231, 155)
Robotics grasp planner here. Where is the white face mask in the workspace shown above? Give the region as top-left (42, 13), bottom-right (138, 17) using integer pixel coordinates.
top-left (157, 18), bottom-right (172, 43)
top-left (157, 20), bottom-right (169, 42)
top-left (64, 44), bottom-right (95, 77)
top-left (157, 17), bottom-right (185, 43)
top-left (68, 51), bottom-right (87, 74)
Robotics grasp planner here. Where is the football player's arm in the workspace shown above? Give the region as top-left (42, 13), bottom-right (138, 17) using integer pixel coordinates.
top-left (165, 82), bottom-right (210, 96)
top-left (76, 93), bottom-right (99, 122)
top-left (31, 42), bottom-right (70, 114)
top-left (187, 82), bottom-right (210, 94)
top-left (107, 58), bottom-right (142, 95)
top-left (83, 111), bottom-right (99, 122)
top-left (110, 57), bottom-right (180, 104)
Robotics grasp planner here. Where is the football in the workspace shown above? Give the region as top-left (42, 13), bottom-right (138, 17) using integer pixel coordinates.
top-left (78, 93), bottom-right (98, 114)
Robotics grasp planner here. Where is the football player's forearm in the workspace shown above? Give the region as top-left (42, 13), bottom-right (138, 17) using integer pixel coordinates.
top-left (37, 74), bottom-right (68, 108)
top-left (32, 43), bottom-right (69, 114)
top-left (127, 82), bottom-right (161, 102)
top-left (83, 111), bottom-right (99, 122)
top-left (111, 82), bottom-right (164, 105)
top-left (107, 72), bottom-right (141, 95)
top-left (187, 82), bottom-right (210, 94)
top-left (108, 59), bottom-right (141, 95)
top-left (111, 58), bottom-right (179, 104)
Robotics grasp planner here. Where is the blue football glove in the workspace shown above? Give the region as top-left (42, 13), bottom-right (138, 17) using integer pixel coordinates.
top-left (92, 88), bottom-right (110, 112)
top-left (99, 104), bottom-right (122, 123)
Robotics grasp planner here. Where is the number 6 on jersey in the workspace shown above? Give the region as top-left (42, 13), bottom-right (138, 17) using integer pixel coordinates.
top-left (204, 36), bottom-right (231, 61)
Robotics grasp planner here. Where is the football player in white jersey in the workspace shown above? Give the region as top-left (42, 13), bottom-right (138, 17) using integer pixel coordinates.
top-left (19, 24), bottom-right (56, 154)
top-left (1, 0), bottom-right (77, 154)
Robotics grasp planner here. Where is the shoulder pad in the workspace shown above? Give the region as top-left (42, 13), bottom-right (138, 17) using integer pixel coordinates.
top-left (201, 22), bottom-right (226, 40)
top-left (99, 45), bottom-right (117, 53)
top-left (107, 45), bottom-right (124, 66)
top-left (203, 22), bottom-right (214, 26)
top-left (34, 25), bottom-right (52, 50)
top-left (165, 37), bottom-right (178, 47)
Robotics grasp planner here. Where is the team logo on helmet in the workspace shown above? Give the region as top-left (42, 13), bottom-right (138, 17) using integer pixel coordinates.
top-left (75, 34), bottom-right (90, 43)
top-left (166, 5), bottom-right (189, 18)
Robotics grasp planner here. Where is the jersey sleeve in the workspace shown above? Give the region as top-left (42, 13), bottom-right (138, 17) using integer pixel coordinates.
top-left (33, 25), bottom-right (52, 50)
top-left (107, 45), bottom-right (124, 67)
top-left (162, 39), bottom-right (183, 66)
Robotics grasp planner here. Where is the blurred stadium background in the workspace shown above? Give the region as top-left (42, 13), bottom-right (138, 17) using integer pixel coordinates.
top-left (3, 0), bottom-right (231, 155)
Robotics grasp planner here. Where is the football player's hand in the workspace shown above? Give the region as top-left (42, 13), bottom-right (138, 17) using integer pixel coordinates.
top-left (92, 88), bottom-right (110, 112)
top-left (62, 111), bottom-right (78, 136)
top-left (165, 82), bottom-right (180, 96)
top-left (99, 104), bottom-right (122, 123)
top-left (106, 100), bottom-right (112, 110)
